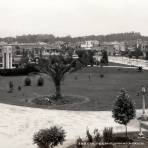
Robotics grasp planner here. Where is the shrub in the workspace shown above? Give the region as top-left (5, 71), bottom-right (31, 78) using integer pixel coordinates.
top-left (103, 127), bottom-right (113, 143)
top-left (37, 76), bottom-right (44, 86)
top-left (113, 136), bottom-right (133, 143)
top-left (86, 129), bottom-right (93, 143)
top-left (0, 64), bottom-right (39, 76)
top-left (76, 137), bottom-right (83, 148)
top-left (33, 126), bottom-right (66, 148)
top-left (93, 129), bottom-right (101, 143)
top-left (18, 85), bottom-right (21, 91)
top-left (8, 81), bottom-right (14, 93)
top-left (32, 96), bottom-right (53, 105)
top-left (24, 77), bottom-right (31, 86)
top-left (137, 66), bottom-right (143, 72)
top-left (100, 74), bottom-right (104, 78)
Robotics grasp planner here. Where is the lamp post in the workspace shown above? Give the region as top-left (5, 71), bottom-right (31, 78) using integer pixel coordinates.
top-left (138, 120), bottom-right (144, 138)
top-left (141, 86), bottom-right (146, 117)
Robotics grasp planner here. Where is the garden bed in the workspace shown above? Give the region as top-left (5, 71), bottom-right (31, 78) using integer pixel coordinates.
top-left (31, 95), bottom-right (89, 108)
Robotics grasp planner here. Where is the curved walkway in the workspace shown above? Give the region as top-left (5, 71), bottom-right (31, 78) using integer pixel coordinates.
top-left (0, 103), bottom-right (142, 148)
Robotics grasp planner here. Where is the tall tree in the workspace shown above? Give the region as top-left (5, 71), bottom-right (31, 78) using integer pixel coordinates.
top-left (100, 50), bottom-right (108, 65)
top-left (38, 55), bottom-right (82, 100)
top-left (112, 89), bottom-right (136, 136)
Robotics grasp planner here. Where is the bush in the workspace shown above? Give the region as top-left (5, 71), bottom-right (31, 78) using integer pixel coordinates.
top-left (18, 85), bottom-right (21, 91)
top-left (113, 136), bottom-right (133, 143)
top-left (103, 127), bottom-right (113, 143)
top-left (8, 81), bottom-right (14, 93)
top-left (76, 137), bottom-right (83, 148)
top-left (93, 129), bottom-right (101, 143)
top-left (0, 64), bottom-right (39, 76)
top-left (100, 74), bottom-right (104, 78)
top-left (33, 126), bottom-right (66, 148)
top-left (24, 77), bottom-right (31, 86)
top-left (137, 66), bottom-right (143, 72)
top-left (32, 96), bottom-right (53, 105)
top-left (37, 76), bottom-right (44, 86)
top-left (86, 129), bottom-right (93, 143)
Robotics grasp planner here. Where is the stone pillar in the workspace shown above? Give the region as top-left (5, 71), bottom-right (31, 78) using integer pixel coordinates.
top-left (2, 46), bottom-right (13, 69)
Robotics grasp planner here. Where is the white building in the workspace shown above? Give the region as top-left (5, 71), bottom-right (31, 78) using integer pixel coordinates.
top-left (0, 46), bottom-right (13, 69)
top-left (81, 40), bottom-right (100, 50)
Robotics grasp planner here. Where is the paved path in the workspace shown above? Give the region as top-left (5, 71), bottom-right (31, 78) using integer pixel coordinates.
top-left (109, 56), bottom-right (148, 70)
top-left (0, 103), bottom-right (143, 148)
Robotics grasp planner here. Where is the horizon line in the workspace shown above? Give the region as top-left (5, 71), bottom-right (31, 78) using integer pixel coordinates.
top-left (0, 31), bottom-right (147, 39)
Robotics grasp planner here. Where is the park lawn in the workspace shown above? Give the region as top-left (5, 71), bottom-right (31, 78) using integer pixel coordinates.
top-left (0, 66), bottom-right (148, 111)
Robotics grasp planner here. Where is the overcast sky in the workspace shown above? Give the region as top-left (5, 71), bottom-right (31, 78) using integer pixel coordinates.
top-left (0, 0), bottom-right (148, 37)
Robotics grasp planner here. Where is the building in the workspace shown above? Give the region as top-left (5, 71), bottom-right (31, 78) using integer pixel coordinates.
top-left (80, 40), bottom-right (100, 50)
top-left (141, 41), bottom-right (148, 58)
top-left (0, 41), bottom-right (72, 69)
top-left (0, 45), bottom-right (13, 69)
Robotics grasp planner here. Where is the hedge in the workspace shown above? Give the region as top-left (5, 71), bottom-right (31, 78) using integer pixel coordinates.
top-left (0, 64), bottom-right (39, 76)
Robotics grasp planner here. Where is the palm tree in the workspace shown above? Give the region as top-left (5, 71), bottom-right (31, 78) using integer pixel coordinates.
top-left (39, 55), bottom-right (82, 100)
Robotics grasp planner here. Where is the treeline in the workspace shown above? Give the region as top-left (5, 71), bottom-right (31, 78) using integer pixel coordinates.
top-left (0, 32), bottom-right (147, 43)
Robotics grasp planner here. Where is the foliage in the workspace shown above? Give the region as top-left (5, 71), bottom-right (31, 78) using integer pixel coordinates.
top-left (100, 74), bottom-right (104, 78)
top-left (76, 137), bottom-right (83, 148)
top-left (128, 47), bottom-right (143, 59)
top-left (0, 32), bottom-right (143, 43)
top-left (0, 64), bottom-right (39, 76)
top-left (100, 50), bottom-right (108, 65)
top-left (37, 76), bottom-right (44, 86)
top-left (8, 81), bottom-right (14, 93)
top-left (18, 85), bottom-right (21, 91)
top-left (33, 126), bottom-right (66, 148)
top-left (86, 129), bottom-right (93, 143)
top-left (76, 50), bottom-right (95, 66)
top-left (24, 77), bottom-right (31, 86)
top-left (145, 51), bottom-right (148, 60)
top-left (38, 55), bottom-right (82, 99)
top-left (137, 66), bottom-right (143, 72)
top-left (112, 89), bottom-right (136, 136)
top-left (93, 129), bottom-right (101, 143)
top-left (103, 127), bottom-right (113, 143)
top-left (113, 136), bottom-right (133, 143)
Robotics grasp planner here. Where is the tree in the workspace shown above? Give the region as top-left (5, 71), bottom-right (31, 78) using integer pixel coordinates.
top-left (33, 126), bottom-right (66, 148)
top-left (38, 55), bottom-right (82, 100)
top-left (100, 50), bottom-right (108, 65)
top-left (76, 50), bottom-right (89, 66)
top-left (112, 89), bottom-right (136, 136)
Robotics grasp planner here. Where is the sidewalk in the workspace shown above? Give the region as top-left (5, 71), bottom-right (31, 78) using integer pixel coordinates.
top-left (0, 103), bottom-right (142, 148)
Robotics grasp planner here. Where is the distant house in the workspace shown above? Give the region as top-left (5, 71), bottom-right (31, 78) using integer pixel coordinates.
top-left (99, 42), bottom-right (115, 56)
top-left (80, 40), bottom-right (100, 50)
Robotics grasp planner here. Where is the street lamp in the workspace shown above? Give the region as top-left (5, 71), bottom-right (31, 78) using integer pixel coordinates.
top-left (138, 120), bottom-right (144, 138)
top-left (141, 86), bottom-right (146, 118)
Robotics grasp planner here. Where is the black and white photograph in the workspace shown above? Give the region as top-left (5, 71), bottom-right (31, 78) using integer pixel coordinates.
top-left (0, 0), bottom-right (148, 148)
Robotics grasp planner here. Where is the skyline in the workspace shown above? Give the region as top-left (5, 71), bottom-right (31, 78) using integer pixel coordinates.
top-left (0, 0), bottom-right (148, 37)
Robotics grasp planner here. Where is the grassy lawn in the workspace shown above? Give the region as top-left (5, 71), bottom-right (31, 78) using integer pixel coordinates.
top-left (0, 66), bottom-right (148, 111)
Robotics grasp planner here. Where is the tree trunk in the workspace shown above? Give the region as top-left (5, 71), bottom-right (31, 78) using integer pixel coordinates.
top-left (55, 83), bottom-right (61, 99)
top-left (38, 144), bottom-right (49, 148)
